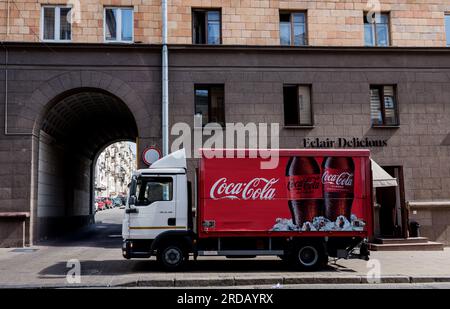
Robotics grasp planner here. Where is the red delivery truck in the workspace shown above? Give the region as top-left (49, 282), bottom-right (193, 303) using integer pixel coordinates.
top-left (122, 148), bottom-right (373, 271)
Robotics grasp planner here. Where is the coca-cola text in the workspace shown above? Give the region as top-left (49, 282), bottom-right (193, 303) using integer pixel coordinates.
top-left (210, 177), bottom-right (279, 200)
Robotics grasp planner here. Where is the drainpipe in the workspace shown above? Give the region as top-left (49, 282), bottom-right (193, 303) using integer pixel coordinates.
top-left (161, 0), bottom-right (169, 156)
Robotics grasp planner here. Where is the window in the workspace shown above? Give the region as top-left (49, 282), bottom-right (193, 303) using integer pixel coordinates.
top-left (370, 85), bottom-right (399, 126)
top-left (280, 12), bottom-right (307, 46)
top-left (104, 7), bottom-right (134, 42)
top-left (364, 13), bottom-right (390, 46)
top-left (41, 6), bottom-right (72, 41)
top-left (192, 9), bottom-right (221, 44)
top-left (194, 85), bottom-right (225, 126)
top-left (283, 85), bottom-right (312, 126)
top-left (446, 14), bottom-right (450, 47)
top-left (135, 177), bottom-right (173, 206)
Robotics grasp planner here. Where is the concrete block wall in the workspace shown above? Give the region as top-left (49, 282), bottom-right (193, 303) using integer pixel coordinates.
top-left (37, 131), bottom-right (65, 218)
top-left (1, 0), bottom-right (449, 46)
top-left (168, 48), bottom-right (450, 204)
top-left (409, 202), bottom-right (450, 245)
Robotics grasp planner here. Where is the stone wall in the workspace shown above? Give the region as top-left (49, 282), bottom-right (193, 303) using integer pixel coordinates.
top-left (409, 201), bottom-right (450, 245)
top-left (168, 46), bottom-right (450, 205)
top-left (0, 0), bottom-right (449, 46)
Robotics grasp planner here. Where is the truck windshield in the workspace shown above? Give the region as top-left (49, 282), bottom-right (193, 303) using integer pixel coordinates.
top-left (135, 177), bottom-right (173, 206)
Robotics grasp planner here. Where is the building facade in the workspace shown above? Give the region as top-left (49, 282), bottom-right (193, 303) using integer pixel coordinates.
top-left (94, 142), bottom-right (136, 198)
top-left (0, 1), bottom-right (450, 246)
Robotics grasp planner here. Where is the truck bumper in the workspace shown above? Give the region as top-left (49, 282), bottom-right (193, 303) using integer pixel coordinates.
top-left (122, 240), bottom-right (153, 259)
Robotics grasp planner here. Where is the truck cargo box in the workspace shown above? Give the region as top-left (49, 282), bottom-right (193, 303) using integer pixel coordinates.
top-left (198, 149), bottom-right (373, 238)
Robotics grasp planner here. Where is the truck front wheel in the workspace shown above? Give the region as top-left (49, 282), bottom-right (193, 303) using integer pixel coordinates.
top-left (157, 244), bottom-right (187, 271)
top-left (290, 243), bottom-right (328, 271)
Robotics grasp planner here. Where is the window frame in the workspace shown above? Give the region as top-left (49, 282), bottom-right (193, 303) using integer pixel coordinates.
top-left (40, 5), bottom-right (72, 42)
top-left (364, 12), bottom-right (391, 47)
top-left (279, 11), bottom-right (308, 46)
top-left (135, 176), bottom-right (174, 206)
top-left (192, 8), bottom-right (222, 45)
top-left (445, 13), bottom-right (450, 47)
top-left (370, 84), bottom-right (399, 127)
top-left (283, 84), bottom-right (314, 128)
top-left (194, 84), bottom-right (225, 127)
top-left (103, 7), bottom-right (134, 43)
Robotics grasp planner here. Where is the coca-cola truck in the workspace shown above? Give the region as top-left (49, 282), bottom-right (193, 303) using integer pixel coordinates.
top-left (122, 149), bottom-right (373, 271)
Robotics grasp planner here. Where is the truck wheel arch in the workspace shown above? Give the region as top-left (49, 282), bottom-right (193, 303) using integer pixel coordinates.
top-left (150, 230), bottom-right (195, 253)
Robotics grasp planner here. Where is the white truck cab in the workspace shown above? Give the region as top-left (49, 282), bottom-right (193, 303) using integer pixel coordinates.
top-left (122, 149), bottom-right (193, 262)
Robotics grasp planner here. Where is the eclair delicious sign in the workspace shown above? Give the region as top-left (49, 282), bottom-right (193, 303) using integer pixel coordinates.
top-left (302, 137), bottom-right (388, 148)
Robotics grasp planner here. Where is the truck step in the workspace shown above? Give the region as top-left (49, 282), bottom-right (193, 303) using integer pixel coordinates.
top-left (369, 241), bottom-right (444, 251)
top-left (373, 237), bottom-right (429, 244)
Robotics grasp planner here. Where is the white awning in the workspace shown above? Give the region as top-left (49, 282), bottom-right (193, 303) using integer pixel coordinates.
top-left (371, 159), bottom-right (398, 187)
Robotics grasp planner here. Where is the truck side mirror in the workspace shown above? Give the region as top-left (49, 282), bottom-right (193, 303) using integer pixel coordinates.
top-left (128, 195), bottom-right (136, 206)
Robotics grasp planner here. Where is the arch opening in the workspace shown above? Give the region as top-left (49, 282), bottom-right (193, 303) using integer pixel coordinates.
top-left (93, 141), bottom-right (136, 213)
top-left (36, 89), bottom-right (138, 240)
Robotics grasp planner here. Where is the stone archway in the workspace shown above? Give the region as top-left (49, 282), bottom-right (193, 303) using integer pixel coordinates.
top-left (32, 88), bottom-right (139, 241)
top-left (24, 71), bottom-right (159, 243)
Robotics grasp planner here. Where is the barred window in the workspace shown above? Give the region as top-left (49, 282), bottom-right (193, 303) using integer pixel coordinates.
top-left (370, 85), bottom-right (399, 126)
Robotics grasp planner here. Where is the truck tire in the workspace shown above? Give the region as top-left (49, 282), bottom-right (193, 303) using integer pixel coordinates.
top-left (157, 244), bottom-right (188, 271)
top-left (290, 242), bottom-right (328, 271)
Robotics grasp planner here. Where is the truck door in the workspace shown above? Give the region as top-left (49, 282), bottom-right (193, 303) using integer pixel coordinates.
top-left (127, 175), bottom-right (177, 239)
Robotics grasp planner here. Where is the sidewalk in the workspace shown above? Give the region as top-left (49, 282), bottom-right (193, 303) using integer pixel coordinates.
top-left (1, 209), bottom-right (449, 288)
top-left (0, 244), bottom-right (449, 288)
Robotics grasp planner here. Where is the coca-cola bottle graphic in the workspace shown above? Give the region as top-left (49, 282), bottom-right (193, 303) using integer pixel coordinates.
top-left (322, 157), bottom-right (354, 222)
top-left (286, 157), bottom-right (323, 226)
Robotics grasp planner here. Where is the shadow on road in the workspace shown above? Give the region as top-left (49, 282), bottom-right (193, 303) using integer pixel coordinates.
top-left (36, 223), bottom-right (123, 249)
top-left (38, 258), bottom-right (356, 277)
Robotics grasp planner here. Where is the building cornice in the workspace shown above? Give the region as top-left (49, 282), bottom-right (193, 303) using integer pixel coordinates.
top-left (1, 41), bottom-right (450, 54)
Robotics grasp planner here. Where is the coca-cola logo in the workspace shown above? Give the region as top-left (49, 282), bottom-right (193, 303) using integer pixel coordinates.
top-left (322, 171), bottom-right (353, 187)
top-left (210, 177), bottom-right (279, 200)
top-left (287, 176), bottom-right (321, 192)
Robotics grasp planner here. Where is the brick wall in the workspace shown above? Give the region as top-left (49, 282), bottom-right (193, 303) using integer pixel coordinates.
top-left (0, 0), bottom-right (161, 43)
top-left (1, 0), bottom-right (449, 46)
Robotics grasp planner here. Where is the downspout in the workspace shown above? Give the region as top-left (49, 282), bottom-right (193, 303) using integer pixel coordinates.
top-left (161, 0), bottom-right (169, 156)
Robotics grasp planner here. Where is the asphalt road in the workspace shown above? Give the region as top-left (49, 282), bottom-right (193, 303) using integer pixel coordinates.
top-left (0, 208), bottom-right (449, 288)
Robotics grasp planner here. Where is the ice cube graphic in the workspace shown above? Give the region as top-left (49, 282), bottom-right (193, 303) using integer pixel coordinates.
top-left (271, 218), bottom-right (297, 231)
top-left (312, 216), bottom-right (331, 231)
top-left (335, 215), bottom-right (352, 231)
top-left (349, 213), bottom-right (366, 231)
top-left (301, 221), bottom-right (317, 231)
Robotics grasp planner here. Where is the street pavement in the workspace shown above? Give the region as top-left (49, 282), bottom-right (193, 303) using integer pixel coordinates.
top-left (0, 207), bottom-right (450, 288)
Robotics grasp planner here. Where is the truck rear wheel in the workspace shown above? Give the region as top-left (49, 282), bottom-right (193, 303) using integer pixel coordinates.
top-left (290, 242), bottom-right (328, 271)
top-left (157, 244), bottom-right (187, 271)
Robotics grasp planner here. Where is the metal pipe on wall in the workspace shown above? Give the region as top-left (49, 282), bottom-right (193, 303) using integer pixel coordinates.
top-left (161, 0), bottom-right (169, 156)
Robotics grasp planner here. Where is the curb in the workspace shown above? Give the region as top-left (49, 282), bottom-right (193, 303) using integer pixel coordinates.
top-left (113, 275), bottom-right (450, 287)
top-left (2, 275), bottom-right (450, 288)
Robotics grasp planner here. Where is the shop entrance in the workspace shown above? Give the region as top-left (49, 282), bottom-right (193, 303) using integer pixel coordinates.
top-left (375, 166), bottom-right (407, 238)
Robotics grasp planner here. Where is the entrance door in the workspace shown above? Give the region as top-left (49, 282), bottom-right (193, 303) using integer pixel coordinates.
top-left (375, 166), bottom-right (407, 238)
